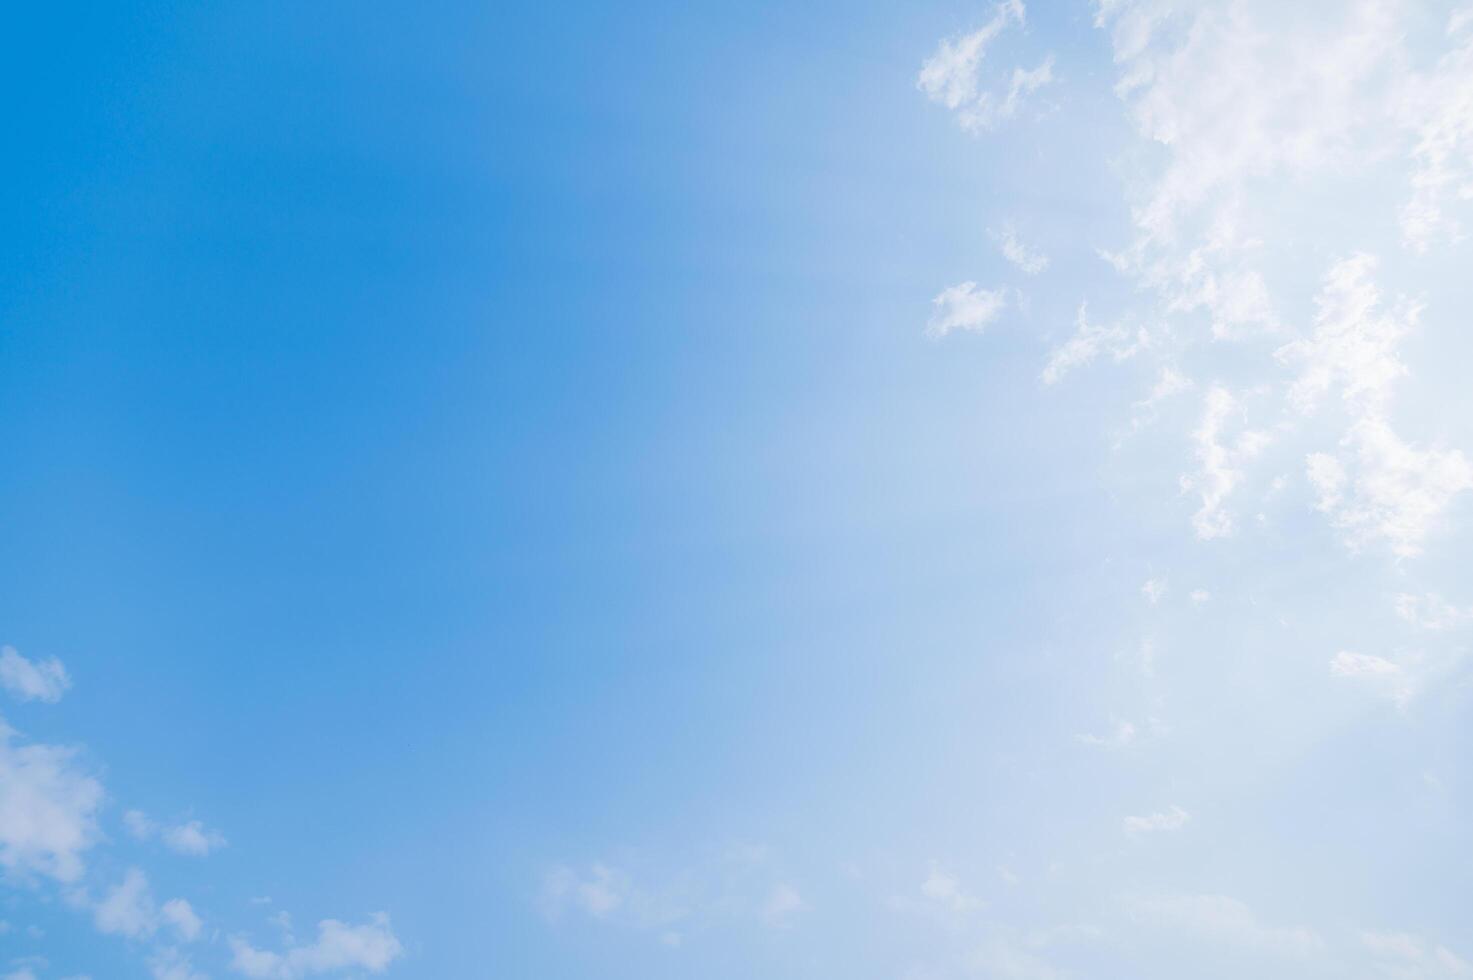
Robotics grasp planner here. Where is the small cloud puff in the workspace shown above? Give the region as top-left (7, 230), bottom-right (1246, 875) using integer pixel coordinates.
top-left (927, 282), bottom-right (1008, 339)
top-left (0, 722), bottom-right (103, 882)
top-left (1042, 304), bottom-right (1145, 385)
top-left (93, 868), bottom-right (201, 943)
top-left (919, 862), bottom-right (982, 914)
top-left (124, 811), bottom-right (227, 857)
top-left (1124, 805), bottom-right (1190, 834)
top-left (760, 883), bottom-right (805, 928)
top-left (1330, 650), bottom-right (1417, 707)
top-left (1394, 593), bottom-right (1470, 630)
top-left (0, 647), bottom-right (71, 704)
top-left (228, 914), bottom-right (403, 979)
top-left (1078, 718), bottom-right (1138, 749)
top-left (994, 227), bottom-right (1049, 275)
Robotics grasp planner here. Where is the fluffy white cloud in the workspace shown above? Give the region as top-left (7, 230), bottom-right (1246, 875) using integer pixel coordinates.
top-left (1363, 930), bottom-right (1473, 978)
top-left (1179, 386), bottom-right (1270, 539)
top-left (123, 811), bottom-right (227, 857)
top-left (918, 2), bottom-right (1051, 133)
top-left (149, 947), bottom-right (208, 980)
top-left (95, 868), bottom-right (160, 939)
top-left (1123, 805), bottom-right (1189, 834)
top-left (1141, 577), bottom-right (1167, 604)
top-left (927, 282), bottom-right (1008, 338)
top-left (1308, 417), bottom-right (1473, 558)
top-left (1280, 255), bottom-right (1414, 417)
top-left (228, 915), bottom-right (403, 979)
top-left (1271, 256), bottom-right (1473, 556)
top-left (996, 228), bottom-right (1049, 275)
top-left (541, 849), bottom-right (806, 944)
top-left (919, 862), bottom-right (982, 914)
top-left (162, 898), bottom-right (204, 943)
top-left (927, 3), bottom-right (1473, 563)
top-left (1094, 0), bottom-right (1401, 333)
top-left (1041, 304), bottom-right (1142, 384)
top-left (1124, 893), bottom-right (1322, 957)
top-left (1395, 593), bottom-right (1471, 630)
top-left (93, 869), bottom-right (203, 944)
top-left (1078, 718), bottom-right (1138, 749)
top-left (124, 809), bottom-right (156, 840)
top-left (917, 1), bottom-right (1022, 111)
top-left (1330, 649), bottom-right (1424, 709)
top-left (1331, 650), bottom-right (1402, 680)
top-left (0, 720), bottom-right (102, 882)
top-left (540, 863), bottom-right (629, 919)
top-left (1401, 16), bottom-right (1473, 250)
top-left (0, 647), bottom-right (70, 704)
top-left (164, 821), bottom-right (227, 857)
top-left (0, 657), bottom-right (399, 980)
top-left (1128, 366), bottom-right (1192, 432)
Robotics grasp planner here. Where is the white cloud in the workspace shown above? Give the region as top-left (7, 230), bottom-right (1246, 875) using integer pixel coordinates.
top-left (998, 57), bottom-right (1055, 127)
top-left (1395, 593), bottom-right (1471, 630)
top-left (1401, 22), bottom-right (1473, 250)
top-left (1076, 9), bottom-right (1473, 557)
top-left (1274, 257), bottom-right (1471, 558)
top-left (1330, 650), bottom-right (1402, 679)
top-left (1180, 386), bottom-right (1270, 539)
top-left (0, 720), bottom-right (102, 883)
top-left (1129, 366), bottom-right (1192, 431)
top-left (1042, 304), bottom-right (1143, 384)
top-left (1125, 893), bottom-right (1323, 957)
top-left (1141, 577), bottom-right (1167, 604)
top-left (125, 809), bottom-right (156, 840)
top-left (927, 282), bottom-right (1008, 338)
top-left (149, 947), bottom-right (208, 980)
top-left (1330, 650), bottom-right (1416, 708)
top-left (163, 899), bottom-right (204, 943)
top-left (93, 869), bottom-right (202, 943)
top-left (164, 821), bottom-right (227, 857)
top-left (95, 868), bottom-right (161, 939)
top-left (996, 228), bottom-right (1049, 275)
top-left (1123, 805), bottom-right (1189, 834)
top-left (920, 862), bottom-right (982, 914)
top-left (1279, 255), bottom-right (1414, 417)
top-left (0, 647), bottom-right (71, 704)
top-left (1094, 1), bottom-right (1401, 336)
top-left (968, 934), bottom-right (1066, 980)
top-left (1079, 718), bottom-right (1138, 749)
top-left (540, 863), bottom-right (628, 920)
top-left (918, 2), bottom-right (1050, 133)
top-left (123, 811), bottom-right (227, 857)
top-left (1308, 417), bottom-right (1473, 558)
top-left (228, 915), bottom-right (403, 979)
top-left (1190, 589), bottom-right (1211, 605)
top-left (541, 851), bottom-right (802, 940)
top-left (917, 2), bottom-right (1023, 111)
top-left (1363, 930), bottom-right (1473, 978)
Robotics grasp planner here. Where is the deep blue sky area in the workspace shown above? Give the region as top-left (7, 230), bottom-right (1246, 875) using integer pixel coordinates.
top-left (0, 4), bottom-right (1120, 976)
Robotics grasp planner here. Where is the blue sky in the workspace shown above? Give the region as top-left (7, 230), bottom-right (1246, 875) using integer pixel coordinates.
top-left (4, 2), bottom-right (1473, 978)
